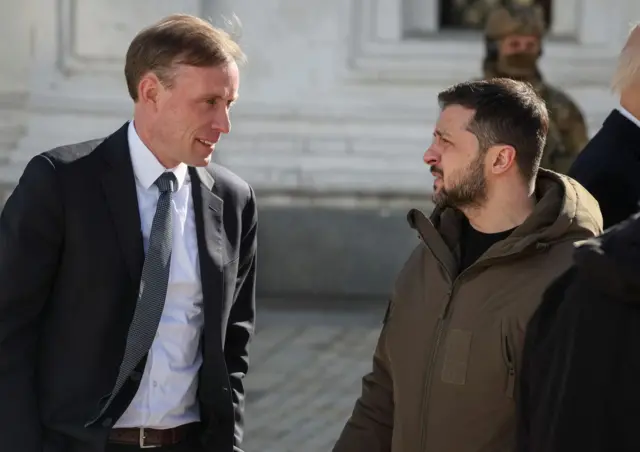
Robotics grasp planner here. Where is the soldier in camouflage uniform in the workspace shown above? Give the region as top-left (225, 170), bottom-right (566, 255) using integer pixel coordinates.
top-left (482, 4), bottom-right (589, 174)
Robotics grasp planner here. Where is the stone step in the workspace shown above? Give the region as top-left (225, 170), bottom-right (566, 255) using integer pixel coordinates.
top-left (0, 106), bottom-right (26, 167)
top-left (0, 127), bottom-right (24, 149)
top-left (0, 101), bottom-right (28, 182)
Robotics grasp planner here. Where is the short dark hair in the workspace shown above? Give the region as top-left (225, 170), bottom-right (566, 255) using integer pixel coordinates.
top-left (437, 78), bottom-right (549, 182)
top-left (125, 14), bottom-right (246, 101)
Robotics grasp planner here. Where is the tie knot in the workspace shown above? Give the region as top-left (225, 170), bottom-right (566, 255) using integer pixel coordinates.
top-left (155, 172), bottom-right (177, 193)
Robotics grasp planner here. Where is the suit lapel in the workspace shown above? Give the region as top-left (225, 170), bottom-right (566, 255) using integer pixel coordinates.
top-left (191, 167), bottom-right (225, 269)
top-left (100, 123), bottom-right (144, 284)
top-left (191, 167), bottom-right (225, 347)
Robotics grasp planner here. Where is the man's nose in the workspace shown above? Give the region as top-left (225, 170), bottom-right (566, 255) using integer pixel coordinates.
top-left (423, 146), bottom-right (440, 166)
top-left (213, 110), bottom-right (231, 134)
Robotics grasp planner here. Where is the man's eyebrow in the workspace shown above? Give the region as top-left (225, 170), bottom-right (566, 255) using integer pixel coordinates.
top-left (435, 129), bottom-right (452, 139)
top-left (202, 94), bottom-right (238, 102)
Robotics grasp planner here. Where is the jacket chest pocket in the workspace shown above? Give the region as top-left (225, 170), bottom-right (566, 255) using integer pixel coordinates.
top-left (500, 319), bottom-right (517, 399)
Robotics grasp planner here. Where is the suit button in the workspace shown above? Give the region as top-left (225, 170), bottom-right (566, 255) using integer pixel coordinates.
top-left (130, 371), bottom-right (142, 382)
top-left (102, 417), bottom-right (113, 428)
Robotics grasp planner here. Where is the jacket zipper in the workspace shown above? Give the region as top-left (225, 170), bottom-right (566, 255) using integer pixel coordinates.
top-left (418, 297), bottom-right (452, 451)
top-left (418, 248), bottom-right (460, 452)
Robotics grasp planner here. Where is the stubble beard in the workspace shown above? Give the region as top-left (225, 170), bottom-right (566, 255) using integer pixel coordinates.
top-left (432, 155), bottom-right (488, 210)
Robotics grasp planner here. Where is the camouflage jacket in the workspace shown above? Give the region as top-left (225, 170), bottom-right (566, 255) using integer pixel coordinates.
top-left (482, 63), bottom-right (589, 174)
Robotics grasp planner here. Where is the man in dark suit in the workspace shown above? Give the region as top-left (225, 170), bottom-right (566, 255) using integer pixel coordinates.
top-left (0, 14), bottom-right (257, 452)
top-left (517, 211), bottom-right (640, 452)
top-left (568, 24), bottom-right (640, 229)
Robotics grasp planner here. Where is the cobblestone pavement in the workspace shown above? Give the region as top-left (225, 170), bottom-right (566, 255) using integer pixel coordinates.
top-left (241, 301), bottom-right (386, 452)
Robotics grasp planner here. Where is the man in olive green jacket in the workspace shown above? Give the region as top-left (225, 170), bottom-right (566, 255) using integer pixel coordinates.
top-left (333, 78), bottom-right (602, 452)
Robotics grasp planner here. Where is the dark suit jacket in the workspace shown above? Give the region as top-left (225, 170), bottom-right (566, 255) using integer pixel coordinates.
top-left (517, 212), bottom-right (640, 452)
top-left (0, 122), bottom-right (257, 452)
top-left (568, 109), bottom-right (640, 229)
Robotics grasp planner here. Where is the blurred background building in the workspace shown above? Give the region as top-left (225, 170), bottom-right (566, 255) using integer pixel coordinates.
top-left (0, 0), bottom-right (636, 300)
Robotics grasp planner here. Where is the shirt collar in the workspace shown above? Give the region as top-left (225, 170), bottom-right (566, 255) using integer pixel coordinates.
top-left (127, 120), bottom-right (188, 190)
top-left (616, 105), bottom-right (640, 130)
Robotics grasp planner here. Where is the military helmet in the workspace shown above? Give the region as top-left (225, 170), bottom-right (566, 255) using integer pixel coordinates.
top-left (484, 4), bottom-right (547, 40)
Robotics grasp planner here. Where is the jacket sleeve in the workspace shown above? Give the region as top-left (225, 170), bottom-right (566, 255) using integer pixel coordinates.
top-left (333, 301), bottom-right (394, 452)
top-left (226, 186), bottom-right (258, 451)
top-left (0, 155), bottom-right (63, 452)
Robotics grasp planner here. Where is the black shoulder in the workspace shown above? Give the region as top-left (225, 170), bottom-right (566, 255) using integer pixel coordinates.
top-left (41, 137), bottom-right (107, 166)
top-left (34, 123), bottom-right (130, 177)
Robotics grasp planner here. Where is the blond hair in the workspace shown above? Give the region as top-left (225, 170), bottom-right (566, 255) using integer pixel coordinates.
top-left (125, 14), bottom-right (246, 101)
top-left (611, 23), bottom-right (640, 93)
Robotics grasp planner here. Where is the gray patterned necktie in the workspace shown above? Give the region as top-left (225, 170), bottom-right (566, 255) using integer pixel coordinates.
top-left (95, 171), bottom-right (177, 418)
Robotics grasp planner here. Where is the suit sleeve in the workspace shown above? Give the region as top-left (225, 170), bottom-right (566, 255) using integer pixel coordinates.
top-left (0, 155), bottom-right (63, 451)
top-left (225, 185), bottom-right (258, 451)
top-left (333, 301), bottom-right (394, 452)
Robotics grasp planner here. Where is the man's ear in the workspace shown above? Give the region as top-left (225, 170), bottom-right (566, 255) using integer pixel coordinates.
top-left (489, 145), bottom-right (517, 175)
top-left (137, 72), bottom-right (161, 109)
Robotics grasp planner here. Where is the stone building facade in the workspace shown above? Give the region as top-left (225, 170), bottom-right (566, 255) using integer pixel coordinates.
top-left (0, 0), bottom-right (634, 298)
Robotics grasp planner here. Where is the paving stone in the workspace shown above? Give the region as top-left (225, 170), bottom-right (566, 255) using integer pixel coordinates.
top-left (241, 305), bottom-right (383, 451)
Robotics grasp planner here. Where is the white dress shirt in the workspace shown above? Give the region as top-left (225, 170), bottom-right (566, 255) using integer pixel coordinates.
top-left (115, 121), bottom-right (204, 429)
top-left (617, 105), bottom-right (640, 129)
